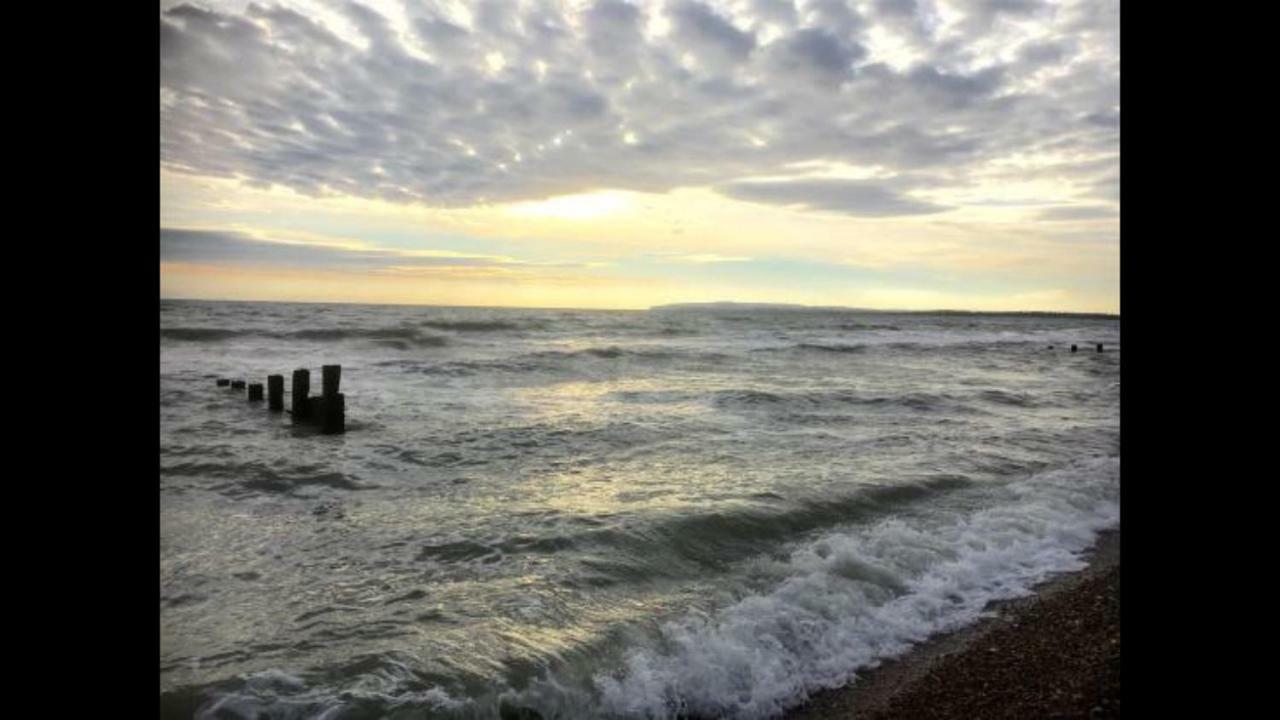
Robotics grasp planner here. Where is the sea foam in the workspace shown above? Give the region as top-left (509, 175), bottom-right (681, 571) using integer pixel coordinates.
top-left (591, 456), bottom-right (1119, 719)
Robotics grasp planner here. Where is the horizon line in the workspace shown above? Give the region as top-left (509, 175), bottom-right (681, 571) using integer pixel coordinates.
top-left (159, 295), bottom-right (1119, 319)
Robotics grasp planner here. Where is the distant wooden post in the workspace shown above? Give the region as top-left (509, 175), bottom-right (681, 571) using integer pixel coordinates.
top-left (216, 378), bottom-right (230, 387)
top-left (1096, 343), bottom-right (1104, 353)
top-left (267, 375), bottom-right (284, 411)
top-left (1070, 344), bottom-right (1078, 353)
top-left (291, 369), bottom-right (311, 421)
top-left (317, 364), bottom-right (345, 434)
top-left (247, 383), bottom-right (264, 401)
top-left (321, 393), bottom-right (345, 434)
top-left (231, 380), bottom-right (246, 390)
top-left (322, 365), bottom-right (341, 398)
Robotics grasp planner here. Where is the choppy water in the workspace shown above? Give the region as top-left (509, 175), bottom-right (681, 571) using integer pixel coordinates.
top-left (159, 300), bottom-right (1120, 719)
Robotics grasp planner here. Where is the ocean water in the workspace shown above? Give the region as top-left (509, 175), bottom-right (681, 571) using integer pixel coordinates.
top-left (159, 300), bottom-right (1120, 719)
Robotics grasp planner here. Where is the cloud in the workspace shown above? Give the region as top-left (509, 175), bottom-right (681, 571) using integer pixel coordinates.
top-left (159, 227), bottom-right (533, 270)
top-left (1036, 205), bottom-right (1118, 222)
top-left (668, 0), bottom-right (757, 69)
top-left (750, 0), bottom-right (798, 28)
top-left (903, 65), bottom-right (1004, 109)
top-left (1087, 173), bottom-right (1119, 203)
top-left (765, 28), bottom-right (865, 86)
top-left (647, 251), bottom-right (754, 263)
top-left (1018, 39), bottom-right (1073, 67)
top-left (715, 179), bottom-right (950, 216)
top-left (949, 0), bottom-right (1051, 34)
top-left (159, 1), bottom-right (1118, 210)
top-left (801, 0), bottom-right (864, 36)
top-left (873, 0), bottom-right (919, 19)
top-left (583, 0), bottom-right (647, 73)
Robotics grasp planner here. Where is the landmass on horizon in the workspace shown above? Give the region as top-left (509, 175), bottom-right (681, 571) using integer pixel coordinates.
top-left (650, 301), bottom-right (1120, 318)
top-left (161, 296), bottom-right (1118, 319)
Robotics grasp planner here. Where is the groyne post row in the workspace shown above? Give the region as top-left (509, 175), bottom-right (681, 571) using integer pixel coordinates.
top-left (217, 365), bottom-right (345, 434)
top-left (1054, 344), bottom-right (1106, 352)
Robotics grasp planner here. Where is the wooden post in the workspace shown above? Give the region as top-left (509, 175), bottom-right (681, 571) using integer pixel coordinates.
top-left (1096, 343), bottom-right (1104, 353)
top-left (247, 383), bottom-right (264, 401)
top-left (267, 375), bottom-right (284, 411)
top-left (322, 364), bottom-right (341, 398)
top-left (291, 369), bottom-right (310, 421)
top-left (1070, 344), bottom-right (1077, 353)
top-left (321, 393), bottom-right (345, 434)
top-left (217, 378), bottom-right (230, 387)
top-left (231, 380), bottom-right (246, 390)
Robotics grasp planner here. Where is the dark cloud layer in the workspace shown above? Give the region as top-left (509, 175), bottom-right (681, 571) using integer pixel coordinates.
top-left (160, 228), bottom-right (520, 269)
top-left (160, 0), bottom-right (1118, 213)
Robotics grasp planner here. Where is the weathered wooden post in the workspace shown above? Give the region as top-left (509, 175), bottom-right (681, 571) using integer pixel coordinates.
top-left (247, 383), bottom-right (264, 401)
top-left (319, 364), bottom-right (344, 434)
top-left (267, 375), bottom-right (284, 411)
top-left (291, 369), bottom-right (311, 421)
top-left (231, 380), bottom-right (246, 390)
top-left (322, 365), bottom-right (341, 398)
top-left (1096, 343), bottom-right (1104, 353)
top-left (217, 378), bottom-right (230, 387)
top-left (1070, 344), bottom-right (1078, 353)
top-left (322, 393), bottom-right (345, 434)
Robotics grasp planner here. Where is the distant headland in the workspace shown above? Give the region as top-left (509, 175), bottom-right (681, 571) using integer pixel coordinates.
top-left (649, 302), bottom-right (1119, 319)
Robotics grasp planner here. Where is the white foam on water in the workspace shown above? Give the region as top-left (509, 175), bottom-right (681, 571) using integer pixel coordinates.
top-left (592, 456), bottom-right (1119, 719)
top-left (195, 666), bottom-right (471, 720)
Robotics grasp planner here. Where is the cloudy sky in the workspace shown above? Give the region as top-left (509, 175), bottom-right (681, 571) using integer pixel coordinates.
top-left (160, 0), bottom-right (1119, 312)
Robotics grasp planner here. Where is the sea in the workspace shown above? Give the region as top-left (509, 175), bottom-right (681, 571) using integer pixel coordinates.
top-left (159, 300), bottom-right (1120, 719)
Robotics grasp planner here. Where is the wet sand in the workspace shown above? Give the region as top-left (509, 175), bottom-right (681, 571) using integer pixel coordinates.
top-left (786, 529), bottom-right (1120, 720)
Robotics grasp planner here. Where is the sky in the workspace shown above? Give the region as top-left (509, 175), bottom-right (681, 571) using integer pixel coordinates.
top-left (160, 0), bottom-right (1119, 313)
